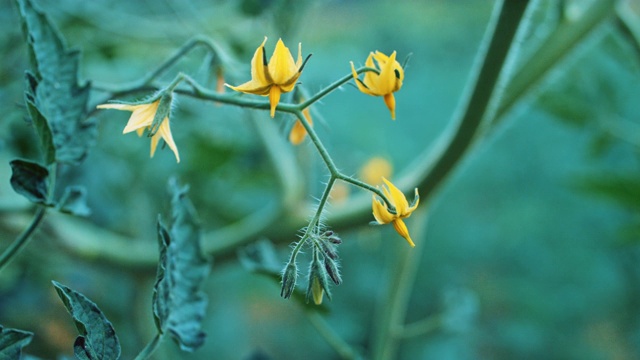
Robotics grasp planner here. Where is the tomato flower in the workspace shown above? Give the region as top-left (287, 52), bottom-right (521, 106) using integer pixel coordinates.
top-left (97, 100), bottom-right (180, 163)
top-left (350, 51), bottom-right (404, 119)
top-left (372, 177), bottom-right (419, 247)
top-left (226, 37), bottom-right (310, 118)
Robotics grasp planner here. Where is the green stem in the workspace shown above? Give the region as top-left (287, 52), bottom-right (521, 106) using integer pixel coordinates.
top-left (287, 176), bottom-right (336, 263)
top-left (306, 311), bottom-right (360, 359)
top-left (93, 36), bottom-right (220, 95)
top-left (133, 333), bottom-right (163, 360)
top-left (0, 207), bottom-right (46, 272)
top-left (398, 314), bottom-right (443, 339)
top-left (299, 67), bottom-right (378, 109)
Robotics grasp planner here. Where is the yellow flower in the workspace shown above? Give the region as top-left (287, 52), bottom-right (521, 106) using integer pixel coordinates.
top-left (289, 106), bottom-right (313, 145)
top-left (350, 51), bottom-right (404, 119)
top-left (226, 37), bottom-right (309, 118)
top-left (96, 100), bottom-right (180, 163)
top-left (372, 177), bottom-right (419, 247)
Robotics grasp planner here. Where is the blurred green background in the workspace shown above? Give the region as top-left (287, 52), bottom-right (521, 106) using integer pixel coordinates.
top-left (1, 0), bottom-right (640, 359)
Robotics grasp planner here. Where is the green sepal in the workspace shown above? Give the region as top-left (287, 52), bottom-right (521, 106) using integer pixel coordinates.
top-left (0, 325), bottom-right (34, 360)
top-left (52, 281), bottom-right (121, 360)
top-left (152, 179), bottom-right (211, 352)
top-left (16, 0), bottom-right (96, 165)
top-left (148, 93), bottom-right (173, 138)
top-left (57, 186), bottom-right (91, 217)
top-left (9, 159), bottom-right (50, 205)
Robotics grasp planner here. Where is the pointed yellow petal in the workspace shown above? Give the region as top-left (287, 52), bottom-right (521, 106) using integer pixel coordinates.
top-left (382, 177), bottom-right (409, 215)
top-left (383, 93), bottom-right (396, 120)
top-left (136, 127), bottom-right (146, 137)
top-left (377, 51), bottom-right (397, 94)
top-left (157, 117), bottom-right (180, 163)
top-left (372, 196), bottom-right (395, 224)
top-left (269, 38), bottom-right (297, 85)
top-left (392, 219), bottom-right (415, 247)
top-left (122, 102), bottom-right (159, 134)
top-left (251, 37), bottom-right (270, 86)
top-left (96, 103), bottom-right (138, 111)
top-left (225, 80), bottom-right (271, 95)
top-left (269, 86), bottom-right (282, 118)
top-left (350, 61), bottom-right (376, 96)
top-left (363, 53), bottom-right (380, 91)
top-left (296, 42), bottom-right (302, 68)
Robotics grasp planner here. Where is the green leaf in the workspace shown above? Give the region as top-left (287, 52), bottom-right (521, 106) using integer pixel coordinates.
top-left (152, 180), bottom-right (211, 352)
top-left (25, 72), bottom-right (56, 165)
top-left (52, 281), bottom-right (121, 360)
top-left (58, 186), bottom-right (91, 217)
top-left (9, 159), bottom-right (49, 205)
top-left (0, 325), bottom-right (33, 360)
top-left (16, 0), bottom-right (96, 165)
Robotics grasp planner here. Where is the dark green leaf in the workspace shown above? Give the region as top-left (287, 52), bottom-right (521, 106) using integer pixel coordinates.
top-left (52, 281), bottom-right (121, 360)
top-left (152, 180), bottom-right (211, 352)
top-left (0, 325), bottom-right (33, 360)
top-left (16, 0), bottom-right (96, 165)
top-left (58, 186), bottom-right (91, 217)
top-left (9, 159), bottom-right (49, 205)
top-left (24, 71), bottom-right (56, 165)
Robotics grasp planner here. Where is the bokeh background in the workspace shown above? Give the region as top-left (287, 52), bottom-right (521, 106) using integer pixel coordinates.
top-left (1, 0), bottom-right (640, 359)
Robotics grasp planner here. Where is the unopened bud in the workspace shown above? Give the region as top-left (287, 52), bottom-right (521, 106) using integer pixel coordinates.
top-left (324, 257), bottom-right (342, 285)
top-left (280, 261), bottom-right (297, 299)
top-left (320, 241), bottom-right (338, 260)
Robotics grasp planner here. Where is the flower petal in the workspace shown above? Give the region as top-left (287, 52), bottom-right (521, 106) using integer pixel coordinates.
top-left (269, 38), bottom-right (298, 85)
top-left (392, 219), bottom-right (415, 247)
top-left (350, 61), bottom-right (376, 96)
top-left (377, 51), bottom-right (398, 94)
top-left (269, 86), bottom-right (282, 118)
top-left (122, 102), bottom-right (160, 134)
top-left (225, 80), bottom-right (271, 95)
top-left (96, 103), bottom-right (138, 111)
top-left (382, 177), bottom-right (409, 215)
top-left (372, 196), bottom-right (395, 224)
top-left (383, 93), bottom-right (396, 120)
top-left (251, 37), bottom-right (270, 86)
top-left (150, 117), bottom-right (180, 163)
top-left (289, 108), bottom-right (312, 145)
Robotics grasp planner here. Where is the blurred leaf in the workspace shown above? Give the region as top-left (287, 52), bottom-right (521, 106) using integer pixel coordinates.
top-left (237, 237), bottom-right (280, 273)
top-left (52, 281), bottom-right (121, 360)
top-left (16, 0), bottom-right (96, 165)
top-left (58, 186), bottom-right (91, 217)
top-left (152, 180), bottom-right (210, 352)
top-left (9, 159), bottom-right (49, 205)
top-left (0, 325), bottom-right (33, 360)
top-left (573, 173), bottom-right (640, 210)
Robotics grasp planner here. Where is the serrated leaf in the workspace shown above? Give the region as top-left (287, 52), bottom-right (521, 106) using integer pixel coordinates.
top-left (52, 281), bottom-right (121, 360)
top-left (58, 186), bottom-right (91, 217)
top-left (0, 325), bottom-right (34, 360)
top-left (9, 159), bottom-right (49, 205)
top-left (16, 0), bottom-right (96, 165)
top-left (152, 180), bottom-right (211, 352)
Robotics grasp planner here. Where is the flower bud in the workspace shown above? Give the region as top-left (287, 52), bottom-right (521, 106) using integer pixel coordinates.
top-left (280, 261), bottom-right (297, 299)
top-left (324, 257), bottom-right (342, 285)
